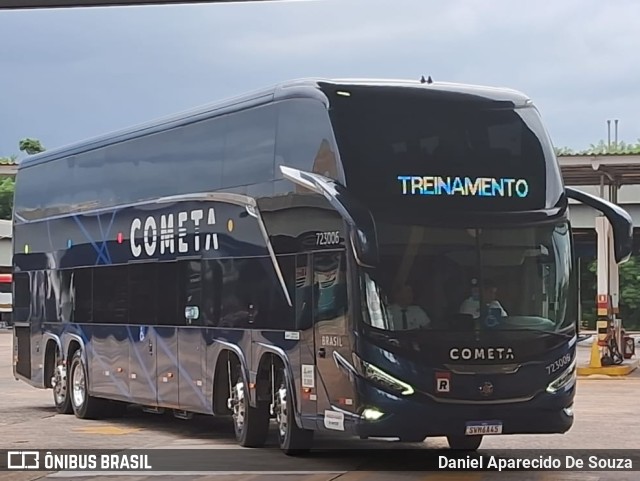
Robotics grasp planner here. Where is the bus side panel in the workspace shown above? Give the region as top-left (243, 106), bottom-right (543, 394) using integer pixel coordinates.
top-left (86, 324), bottom-right (131, 402)
top-left (177, 326), bottom-right (209, 414)
top-left (156, 326), bottom-right (179, 409)
top-left (12, 324), bottom-right (35, 383)
top-left (128, 324), bottom-right (158, 407)
top-left (25, 270), bottom-right (44, 387)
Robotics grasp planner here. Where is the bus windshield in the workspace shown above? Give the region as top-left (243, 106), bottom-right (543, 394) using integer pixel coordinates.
top-left (360, 222), bottom-right (576, 333)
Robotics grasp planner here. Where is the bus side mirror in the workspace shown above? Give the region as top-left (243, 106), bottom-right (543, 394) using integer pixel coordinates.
top-left (350, 224), bottom-right (379, 268)
top-left (280, 165), bottom-right (379, 268)
top-left (565, 187), bottom-right (633, 264)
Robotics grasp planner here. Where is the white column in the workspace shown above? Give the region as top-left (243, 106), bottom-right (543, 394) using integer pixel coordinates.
top-left (595, 215), bottom-right (609, 313)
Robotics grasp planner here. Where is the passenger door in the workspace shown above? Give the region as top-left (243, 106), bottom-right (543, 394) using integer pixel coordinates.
top-left (312, 250), bottom-right (357, 432)
top-left (295, 253), bottom-right (317, 427)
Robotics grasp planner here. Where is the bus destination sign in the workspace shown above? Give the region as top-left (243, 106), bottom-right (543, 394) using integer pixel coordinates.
top-left (397, 175), bottom-right (530, 198)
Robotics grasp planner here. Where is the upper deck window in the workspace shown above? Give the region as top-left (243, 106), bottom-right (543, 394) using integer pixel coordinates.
top-left (328, 87), bottom-right (553, 216)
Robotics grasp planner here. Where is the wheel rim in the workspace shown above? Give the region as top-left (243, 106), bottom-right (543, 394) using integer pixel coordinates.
top-left (231, 379), bottom-right (245, 434)
top-left (275, 382), bottom-right (288, 442)
top-left (53, 362), bottom-right (67, 405)
top-left (72, 361), bottom-right (85, 408)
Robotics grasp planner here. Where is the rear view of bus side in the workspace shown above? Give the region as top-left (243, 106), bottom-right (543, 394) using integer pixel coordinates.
top-left (12, 79), bottom-right (633, 453)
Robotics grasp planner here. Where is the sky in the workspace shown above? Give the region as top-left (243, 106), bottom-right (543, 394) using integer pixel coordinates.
top-left (1, 0), bottom-right (639, 159)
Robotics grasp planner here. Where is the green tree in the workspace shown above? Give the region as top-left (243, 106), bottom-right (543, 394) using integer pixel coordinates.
top-left (589, 138), bottom-right (640, 154)
top-left (0, 138), bottom-right (46, 220)
top-left (0, 156), bottom-right (17, 220)
top-left (19, 138), bottom-right (45, 155)
top-left (554, 146), bottom-right (575, 156)
top-left (0, 177), bottom-right (14, 220)
top-left (557, 138), bottom-right (640, 156)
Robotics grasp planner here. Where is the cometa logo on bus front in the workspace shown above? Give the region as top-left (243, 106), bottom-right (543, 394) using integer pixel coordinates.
top-left (130, 208), bottom-right (219, 258)
top-left (397, 175), bottom-right (529, 198)
top-left (449, 347), bottom-right (515, 361)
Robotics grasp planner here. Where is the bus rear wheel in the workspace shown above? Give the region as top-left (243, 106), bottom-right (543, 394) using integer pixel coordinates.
top-left (230, 370), bottom-right (269, 447)
top-left (274, 370), bottom-right (313, 455)
top-left (69, 350), bottom-right (104, 419)
top-left (52, 350), bottom-right (72, 414)
top-left (447, 435), bottom-right (483, 450)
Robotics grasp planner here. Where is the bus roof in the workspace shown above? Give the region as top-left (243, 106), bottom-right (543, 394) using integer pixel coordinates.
top-left (18, 78), bottom-right (531, 170)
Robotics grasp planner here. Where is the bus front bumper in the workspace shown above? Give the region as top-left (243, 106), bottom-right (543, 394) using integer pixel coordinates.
top-left (353, 383), bottom-right (575, 439)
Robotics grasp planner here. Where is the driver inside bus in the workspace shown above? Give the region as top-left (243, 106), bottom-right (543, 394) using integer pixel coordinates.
top-left (387, 284), bottom-right (431, 330)
top-left (458, 278), bottom-right (507, 320)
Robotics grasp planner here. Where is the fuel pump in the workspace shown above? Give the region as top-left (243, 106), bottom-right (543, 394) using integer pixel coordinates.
top-left (590, 217), bottom-right (627, 368)
top-left (597, 314), bottom-right (623, 366)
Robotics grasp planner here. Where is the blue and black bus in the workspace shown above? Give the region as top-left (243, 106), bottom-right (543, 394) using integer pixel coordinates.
top-left (12, 78), bottom-right (633, 452)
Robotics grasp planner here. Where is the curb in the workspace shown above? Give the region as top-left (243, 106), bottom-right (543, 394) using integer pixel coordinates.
top-left (577, 359), bottom-right (639, 377)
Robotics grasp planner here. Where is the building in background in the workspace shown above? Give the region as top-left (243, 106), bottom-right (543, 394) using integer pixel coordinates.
top-left (0, 219), bottom-right (12, 326)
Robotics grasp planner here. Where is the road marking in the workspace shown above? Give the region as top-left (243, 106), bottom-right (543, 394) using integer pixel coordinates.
top-left (329, 472), bottom-right (374, 481)
top-left (421, 472), bottom-right (484, 481)
top-left (48, 471), bottom-right (347, 477)
top-left (72, 426), bottom-right (142, 435)
top-left (538, 474), bottom-right (600, 481)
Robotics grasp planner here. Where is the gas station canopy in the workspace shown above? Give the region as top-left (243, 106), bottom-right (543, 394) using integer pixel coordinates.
top-left (558, 154), bottom-right (640, 187)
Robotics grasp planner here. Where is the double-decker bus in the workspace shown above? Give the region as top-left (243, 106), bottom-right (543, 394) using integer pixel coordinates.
top-left (0, 273), bottom-right (12, 327)
top-left (12, 79), bottom-right (633, 452)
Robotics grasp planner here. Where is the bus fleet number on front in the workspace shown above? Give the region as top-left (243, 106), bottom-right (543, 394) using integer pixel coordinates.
top-left (545, 353), bottom-right (572, 375)
top-left (316, 231), bottom-right (341, 246)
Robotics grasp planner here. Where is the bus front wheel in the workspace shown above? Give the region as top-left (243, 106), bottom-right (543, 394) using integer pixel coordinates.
top-left (274, 369), bottom-right (313, 455)
top-left (447, 435), bottom-right (483, 450)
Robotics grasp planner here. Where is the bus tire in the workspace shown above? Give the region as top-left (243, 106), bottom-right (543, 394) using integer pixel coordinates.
top-left (447, 435), bottom-right (483, 450)
top-left (230, 369), bottom-right (269, 447)
top-left (68, 350), bottom-right (104, 419)
top-left (52, 350), bottom-right (72, 414)
top-left (274, 369), bottom-right (313, 455)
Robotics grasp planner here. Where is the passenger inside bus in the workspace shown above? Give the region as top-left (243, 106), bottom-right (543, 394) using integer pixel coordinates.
top-left (412, 255), bottom-right (466, 328)
top-left (387, 284), bottom-right (431, 330)
top-left (458, 278), bottom-right (508, 320)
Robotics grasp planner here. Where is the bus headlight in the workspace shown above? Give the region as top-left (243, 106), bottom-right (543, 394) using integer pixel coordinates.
top-left (362, 407), bottom-right (385, 420)
top-left (546, 358), bottom-right (577, 394)
top-left (352, 353), bottom-right (414, 396)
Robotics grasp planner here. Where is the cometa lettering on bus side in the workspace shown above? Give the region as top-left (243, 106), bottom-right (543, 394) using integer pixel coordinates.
top-left (130, 208), bottom-right (219, 258)
top-left (449, 347), bottom-right (515, 361)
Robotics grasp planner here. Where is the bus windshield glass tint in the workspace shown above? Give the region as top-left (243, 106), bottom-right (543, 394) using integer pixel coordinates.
top-left (360, 222), bottom-right (576, 332)
top-left (329, 87), bottom-right (552, 214)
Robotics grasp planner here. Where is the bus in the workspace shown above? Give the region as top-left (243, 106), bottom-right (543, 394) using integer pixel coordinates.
top-left (0, 273), bottom-right (12, 327)
top-left (12, 78), bottom-right (633, 453)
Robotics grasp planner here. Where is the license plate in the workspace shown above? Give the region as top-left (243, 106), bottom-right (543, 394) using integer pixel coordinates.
top-left (464, 420), bottom-right (503, 435)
